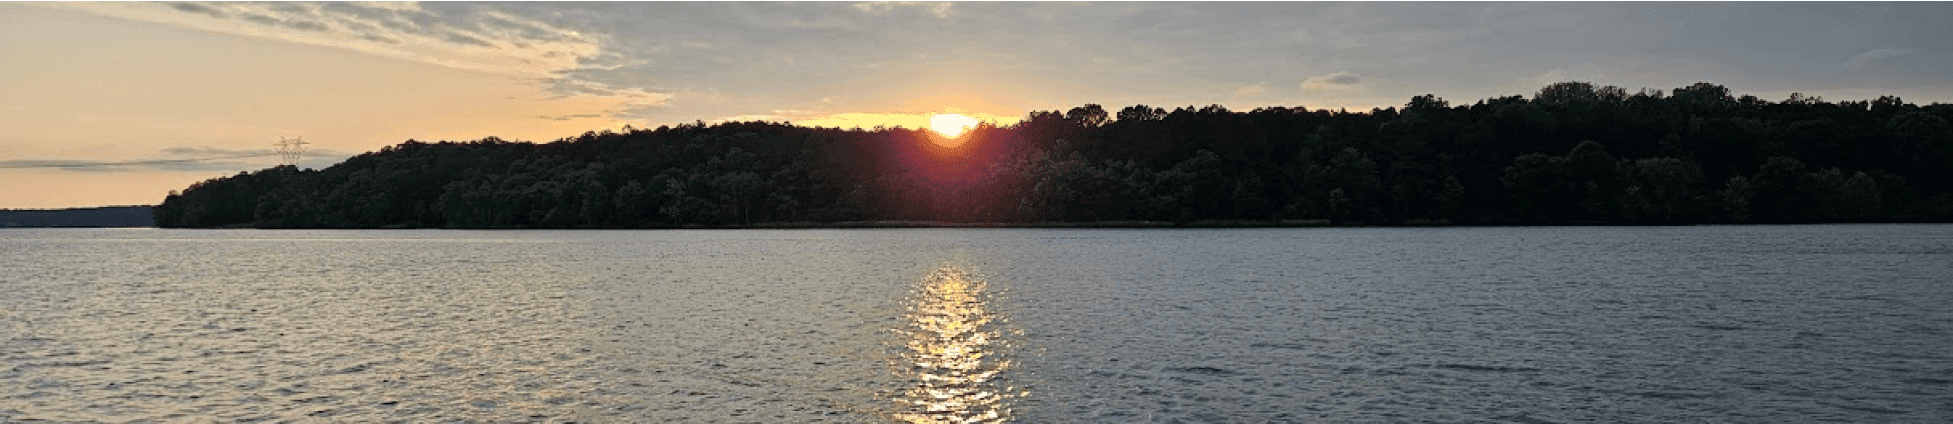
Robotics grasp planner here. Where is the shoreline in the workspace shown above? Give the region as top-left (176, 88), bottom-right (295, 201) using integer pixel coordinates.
top-left (141, 219), bottom-right (1953, 230)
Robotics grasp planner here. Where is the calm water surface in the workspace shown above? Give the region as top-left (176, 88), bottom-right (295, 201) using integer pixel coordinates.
top-left (3, 226), bottom-right (1951, 422)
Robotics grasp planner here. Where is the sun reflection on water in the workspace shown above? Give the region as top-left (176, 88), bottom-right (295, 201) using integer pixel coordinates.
top-left (888, 264), bottom-right (1022, 423)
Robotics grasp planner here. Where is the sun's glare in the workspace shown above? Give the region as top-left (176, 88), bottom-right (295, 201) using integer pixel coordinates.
top-left (929, 113), bottom-right (981, 138)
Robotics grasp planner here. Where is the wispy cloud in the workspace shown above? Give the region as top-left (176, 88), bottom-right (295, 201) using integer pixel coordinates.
top-left (0, 147), bottom-right (352, 173)
top-left (237, 10), bottom-right (329, 33)
top-left (1302, 72), bottom-right (1364, 91)
top-left (538, 114), bottom-right (604, 121)
top-left (125, 2), bottom-right (610, 79)
top-left (165, 2), bottom-right (225, 19)
top-left (110, 1), bottom-right (673, 121)
top-left (1846, 48), bottom-right (1912, 69)
top-left (131, 1), bottom-right (695, 121)
top-left (854, 1), bottom-right (955, 19)
top-left (1229, 83), bottom-right (1270, 106)
top-left (160, 146), bottom-right (274, 157)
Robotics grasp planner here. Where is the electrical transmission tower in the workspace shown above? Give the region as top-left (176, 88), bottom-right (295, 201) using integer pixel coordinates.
top-left (274, 136), bottom-right (308, 167)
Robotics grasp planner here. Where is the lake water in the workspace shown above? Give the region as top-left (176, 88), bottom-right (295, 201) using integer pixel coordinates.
top-left (3, 226), bottom-right (1951, 422)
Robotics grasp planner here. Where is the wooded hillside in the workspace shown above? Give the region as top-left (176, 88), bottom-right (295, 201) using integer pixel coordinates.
top-left (156, 82), bottom-right (1953, 228)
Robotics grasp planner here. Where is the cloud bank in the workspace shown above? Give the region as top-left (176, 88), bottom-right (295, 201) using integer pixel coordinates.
top-left (68, 2), bottom-right (1953, 126)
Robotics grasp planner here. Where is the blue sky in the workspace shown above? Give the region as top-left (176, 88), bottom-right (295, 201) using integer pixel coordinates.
top-left (4, 1), bottom-right (1951, 208)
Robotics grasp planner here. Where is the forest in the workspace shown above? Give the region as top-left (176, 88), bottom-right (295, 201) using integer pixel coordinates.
top-left (155, 81), bottom-right (1953, 228)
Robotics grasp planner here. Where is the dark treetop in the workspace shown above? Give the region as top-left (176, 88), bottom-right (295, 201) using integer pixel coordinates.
top-left (156, 81), bottom-right (1953, 228)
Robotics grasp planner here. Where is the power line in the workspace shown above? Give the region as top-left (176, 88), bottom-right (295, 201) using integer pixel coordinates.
top-left (275, 136), bottom-right (308, 166)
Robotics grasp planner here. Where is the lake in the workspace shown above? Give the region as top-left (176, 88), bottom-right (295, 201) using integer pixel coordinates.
top-left (3, 226), bottom-right (1951, 422)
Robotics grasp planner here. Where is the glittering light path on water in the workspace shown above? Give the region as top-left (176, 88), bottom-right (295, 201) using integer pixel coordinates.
top-left (889, 264), bottom-right (1022, 423)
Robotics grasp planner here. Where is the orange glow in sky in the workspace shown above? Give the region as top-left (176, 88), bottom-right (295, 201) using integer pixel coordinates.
top-left (928, 114), bottom-right (981, 138)
top-left (8, 2), bottom-right (1951, 209)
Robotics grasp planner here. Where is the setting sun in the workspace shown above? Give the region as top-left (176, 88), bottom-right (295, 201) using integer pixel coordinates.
top-left (929, 113), bottom-right (981, 138)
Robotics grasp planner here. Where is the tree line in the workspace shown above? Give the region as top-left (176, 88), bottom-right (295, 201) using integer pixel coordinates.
top-left (155, 81), bottom-right (1953, 228)
top-left (2, 206), bottom-right (155, 228)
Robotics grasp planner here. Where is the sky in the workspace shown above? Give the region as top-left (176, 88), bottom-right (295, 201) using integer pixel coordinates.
top-left (4, 1), bottom-right (1952, 209)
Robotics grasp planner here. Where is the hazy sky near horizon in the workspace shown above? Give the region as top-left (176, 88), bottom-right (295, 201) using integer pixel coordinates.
top-left (4, 1), bottom-right (1952, 208)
